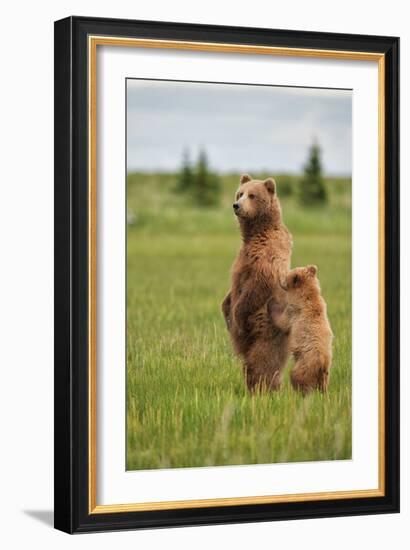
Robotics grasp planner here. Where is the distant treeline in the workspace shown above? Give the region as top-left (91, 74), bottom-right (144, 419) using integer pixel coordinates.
top-left (170, 142), bottom-right (331, 208)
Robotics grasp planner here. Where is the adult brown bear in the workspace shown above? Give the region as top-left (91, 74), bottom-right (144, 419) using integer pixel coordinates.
top-left (222, 174), bottom-right (293, 392)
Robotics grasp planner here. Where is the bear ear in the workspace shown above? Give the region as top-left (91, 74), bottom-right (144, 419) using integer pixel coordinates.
top-left (264, 177), bottom-right (276, 195)
top-left (240, 174), bottom-right (252, 185)
top-left (307, 265), bottom-right (317, 276)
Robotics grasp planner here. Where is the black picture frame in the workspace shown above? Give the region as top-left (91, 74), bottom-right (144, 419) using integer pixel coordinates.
top-left (54, 15), bottom-right (400, 534)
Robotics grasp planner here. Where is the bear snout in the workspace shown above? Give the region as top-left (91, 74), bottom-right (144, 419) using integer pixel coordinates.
top-left (233, 202), bottom-right (240, 213)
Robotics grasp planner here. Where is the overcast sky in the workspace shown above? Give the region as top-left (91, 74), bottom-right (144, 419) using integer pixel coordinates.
top-left (127, 79), bottom-right (352, 176)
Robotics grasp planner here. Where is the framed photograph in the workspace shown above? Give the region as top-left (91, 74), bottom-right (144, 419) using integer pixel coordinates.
top-left (54, 16), bottom-right (399, 533)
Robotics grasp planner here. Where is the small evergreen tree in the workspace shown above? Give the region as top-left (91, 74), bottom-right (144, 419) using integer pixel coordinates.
top-left (175, 148), bottom-right (194, 193)
top-left (299, 142), bottom-right (327, 206)
top-left (193, 149), bottom-right (221, 207)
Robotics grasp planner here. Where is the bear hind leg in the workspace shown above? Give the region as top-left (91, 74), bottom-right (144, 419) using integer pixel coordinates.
top-left (290, 358), bottom-right (330, 395)
top-left (243, 336), bottom-right (288, 393)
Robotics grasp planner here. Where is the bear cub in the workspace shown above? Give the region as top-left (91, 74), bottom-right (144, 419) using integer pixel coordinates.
top-left (269, 265), bottom-right (333, 394)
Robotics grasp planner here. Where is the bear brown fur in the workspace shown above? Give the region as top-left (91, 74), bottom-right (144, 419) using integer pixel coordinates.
top-left (222, 174), bottom-right (293, 392)
top-left (269, 265), bottom-right (333, 394)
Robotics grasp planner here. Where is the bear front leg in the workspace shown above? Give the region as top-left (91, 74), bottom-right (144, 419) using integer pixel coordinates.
top-left (221, 291), bottom-right (232, 330)
top-left (233, 278), bottom-right (271, 334)
top-left (267, 298), bottom-right (290, 333)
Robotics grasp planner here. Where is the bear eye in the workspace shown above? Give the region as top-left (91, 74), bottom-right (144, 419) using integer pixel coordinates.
top-left (238, 192), bottom-right (244, 198)
top-left (248, 193), bottom-right (255, 199)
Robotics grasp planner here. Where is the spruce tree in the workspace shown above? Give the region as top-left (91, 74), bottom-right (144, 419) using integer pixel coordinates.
top-left (299, 142), bottom-right (327, 206)
top-left (194, 149), bottom-right (220, 207)
top-left (175, 148), bottom-right (193, 193)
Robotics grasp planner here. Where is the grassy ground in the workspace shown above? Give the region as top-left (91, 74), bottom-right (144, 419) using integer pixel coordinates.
top-left (126, 173), bottom-right (352, 470)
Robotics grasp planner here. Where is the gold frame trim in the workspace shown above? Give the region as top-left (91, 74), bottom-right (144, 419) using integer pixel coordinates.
top-left (88, 35), bottom-right (386, 514)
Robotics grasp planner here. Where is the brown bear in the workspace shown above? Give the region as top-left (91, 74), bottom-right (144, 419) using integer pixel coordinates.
top-left (222, 174), bottom-right (293, 392)
top-left (269, 265), bottom-right (333, 394)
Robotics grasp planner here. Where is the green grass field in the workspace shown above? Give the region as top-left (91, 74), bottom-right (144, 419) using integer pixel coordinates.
top-left (126, 173), bottom-right (352, 470)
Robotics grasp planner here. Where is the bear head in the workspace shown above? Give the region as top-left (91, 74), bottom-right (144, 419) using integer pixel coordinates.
top-left (281, 265), bottom-right (320, 304)
top-left (233, 174), bottom-right (283, 227)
